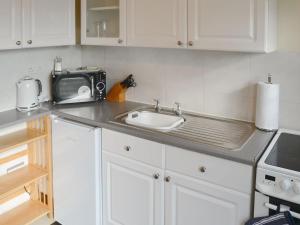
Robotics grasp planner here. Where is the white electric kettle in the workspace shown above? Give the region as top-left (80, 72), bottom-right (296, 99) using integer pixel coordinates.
top-left (16, 76), bottom-right (42, 112)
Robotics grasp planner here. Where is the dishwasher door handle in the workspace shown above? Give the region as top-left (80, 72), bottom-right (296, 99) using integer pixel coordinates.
top-left (264, 203), bottom-right (300, 219)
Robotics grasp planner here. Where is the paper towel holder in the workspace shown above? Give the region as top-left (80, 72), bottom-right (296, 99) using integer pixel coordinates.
top-left (267, 73), bottom-right (272, 84)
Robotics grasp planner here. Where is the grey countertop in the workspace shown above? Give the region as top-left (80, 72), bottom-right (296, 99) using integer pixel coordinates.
top-left (0, 101), bottom-right (275, 166)
top-left (0, 108), bottom-right (50, 130)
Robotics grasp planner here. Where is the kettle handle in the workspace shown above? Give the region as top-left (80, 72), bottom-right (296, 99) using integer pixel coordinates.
top-left (35, 79), bottom-right (42, 96)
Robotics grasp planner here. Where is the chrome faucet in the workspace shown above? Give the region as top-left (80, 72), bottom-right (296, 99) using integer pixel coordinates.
top-left (173, 102), bottom-right (182, 116)
top-left (153, 99), bottom-right (161, 112)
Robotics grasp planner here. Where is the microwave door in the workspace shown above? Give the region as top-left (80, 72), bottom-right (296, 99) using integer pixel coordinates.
top-left (53, 75), bottom-right (93, 104)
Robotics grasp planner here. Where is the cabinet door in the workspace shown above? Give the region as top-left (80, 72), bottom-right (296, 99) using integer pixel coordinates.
top-left (81, 0), bottom-right (126, 46)
top-left (165, 171), bottom-right (251, 225)
top-left (103, 152), bottom-right (164, 225)
top-left (22, 0), bottom-right (75, 48)
top-left (0, 0), bottom-right (22, 50)
top-left (127, 0), bottom-right (187, 48)
top-left (188, 0), bottom-right (273, 52)
top-left (52, 118), bottom-right (102, 225)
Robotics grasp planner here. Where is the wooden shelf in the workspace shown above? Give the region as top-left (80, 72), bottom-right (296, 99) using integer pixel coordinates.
top-left (0, 165), bottom-right (47, 200)
top-left (88, 6), bottom-right (119, 11)
top-left (0, 129), bottom-right (46, 153)
top-left (0, 200), bottom-right (49, 225)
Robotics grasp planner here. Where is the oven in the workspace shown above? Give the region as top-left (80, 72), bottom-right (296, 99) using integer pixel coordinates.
top-left (255, 191), bottom-right (300, 222)
top-left (254, 129), bottom-right (300, 223)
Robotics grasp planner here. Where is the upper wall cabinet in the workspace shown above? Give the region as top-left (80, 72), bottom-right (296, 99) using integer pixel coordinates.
top-left (81, 0), bottom-right (126, 46)
top-left (81, 0), bottom-right (277, 52)
top-left (0, 0), bottom-right (75, 50)
top-left (0, 0), bottom-right (22, 50)
top-left (127, 0), bottom-right (187, 48)
top-left (188, 0), bottom-right (277, 52)
top-left (22, 0), bottom-right (75, 48)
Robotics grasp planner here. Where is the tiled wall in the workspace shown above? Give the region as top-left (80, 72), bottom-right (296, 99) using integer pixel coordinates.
top-left (0, 46), bottom-right (81, 112)
top-left (82, 46), bottom-right (300, 130)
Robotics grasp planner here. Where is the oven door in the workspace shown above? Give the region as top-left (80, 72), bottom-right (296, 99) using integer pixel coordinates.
top-left (255, 191), bottom-right (300, 222)
top-left (52, 73), bottom-right (95, 104)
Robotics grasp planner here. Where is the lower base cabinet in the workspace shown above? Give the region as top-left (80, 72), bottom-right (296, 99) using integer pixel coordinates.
top-left (102, 152), bottom-right (164, 225)
top-left (102, 129), bottom-right (252, 225)
top-left (164, 171), bottom-right (251, 225)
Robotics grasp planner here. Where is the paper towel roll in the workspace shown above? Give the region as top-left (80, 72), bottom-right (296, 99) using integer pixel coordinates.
top-left (255, 81), bottom-right (280, 131)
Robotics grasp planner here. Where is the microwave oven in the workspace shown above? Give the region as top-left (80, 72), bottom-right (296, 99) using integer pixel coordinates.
top-left (51, 68), bottom-right (106, 104)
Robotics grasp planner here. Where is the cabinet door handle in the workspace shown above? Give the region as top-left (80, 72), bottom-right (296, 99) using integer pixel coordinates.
top-left (27, 40), bottom-right (33, 44)
top-left (153, 173), bottom-right (160, 179)
top-left (165, 176), bottom-right (171, 182)
top-left (16, 41), bottom-right (21, 45)
top-left (124, 146), bottom-right (131, 151)
top-left (188, 41), bottom-right (193, 46)
top-left (199, 166), bottom-right (206, 173)
top-left (177, 41), bottom-right (183, 46)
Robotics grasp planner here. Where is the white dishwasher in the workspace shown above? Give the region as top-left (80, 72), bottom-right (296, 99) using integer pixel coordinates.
top-left (52, 117), bottom-right (102, 225)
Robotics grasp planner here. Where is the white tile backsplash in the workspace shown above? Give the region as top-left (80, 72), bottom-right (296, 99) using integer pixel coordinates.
top-left (1, 45), bottom-right (300, 130)
top-left (82, 46), bottom-right (300, 130)
top-left (0, 46), bottom-right (82, 112)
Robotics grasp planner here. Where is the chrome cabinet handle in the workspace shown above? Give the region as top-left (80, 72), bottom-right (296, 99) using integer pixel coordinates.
top-left (188, 41), bottom-right (193, 46)
top-left (177, 41), bottom-right (183, 46)
top-left (199, 166), bottom-right (206, 173)
top-left (165, 176), bottom-right (171, 182)
top-left (153, 173), bottom-right (160, 179)
top-left (27, 40), bottom-right (33, 44)
top-left (16, 41), bottom-right (21, 45)
top-left (118, 39), bottom-right (123, 44)
top-left (124, 146), bottom-right (131, 151)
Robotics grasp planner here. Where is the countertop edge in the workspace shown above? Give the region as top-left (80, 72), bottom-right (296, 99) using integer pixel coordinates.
top-left (0, 102), bottom-right (275, 167)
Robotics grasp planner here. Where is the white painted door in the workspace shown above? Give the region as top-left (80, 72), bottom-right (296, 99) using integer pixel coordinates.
top-left (0, 0), bottom-right (22, 50)
top-left (81, 0), bottom-right (126, 46)
top-left (165, 171), bottom-right (251, 225)
top-left (22, 0), bottom-right (75, 48)
top-left (52, 118), bottom-right (102, 225)
top-left (188, 0), bottom-right (272, 52)
top-left (127, 0), bottom-right (187, 48)
top-left (102, 152), bottom-right (164, 225)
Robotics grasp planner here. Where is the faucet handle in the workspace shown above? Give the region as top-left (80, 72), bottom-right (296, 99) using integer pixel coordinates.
top-left (174, 102), bottom-right (181, 109)
top-left (153, 99), bottom-right (161, 111)
top-left (174, 102), bottom-right (182, 116)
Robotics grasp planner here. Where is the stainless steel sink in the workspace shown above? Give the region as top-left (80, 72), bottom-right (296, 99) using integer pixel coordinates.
top-left (110, 107), bottom-right (255, 151)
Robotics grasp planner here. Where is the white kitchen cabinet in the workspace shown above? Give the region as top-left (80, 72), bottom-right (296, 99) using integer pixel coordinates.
top-left (0, 0), bottom-right (75, 50)
top-left (164, 171), bottom-right (251, 225)
top-left (52, 117), bottom-right (102, 225)
top-left (102, 152), bottom-right (164, 225)
top-left (81, 0), bottom-right (126, 46)
top-left (83, 0), bottom-right (277, 52)
top-left (0, 0), bottom-right (22, 50)
top-left (126, 0), bottom-right (187, 48)
top-left (22, 0), bottom-right (75, 48)
top-left (102, 129), bottom-right (253, 225)
top-left (187, 0), bottom-right (277, 52)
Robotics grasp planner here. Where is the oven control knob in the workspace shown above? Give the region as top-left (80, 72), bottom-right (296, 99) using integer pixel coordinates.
top-left (280, 179), bottom-right (292, 192)
top-left (293, 182), bottom-right (300, 194)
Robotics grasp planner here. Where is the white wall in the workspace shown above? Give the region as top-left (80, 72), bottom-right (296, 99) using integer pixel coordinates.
top-left (0, 46), bottom-right (81, 112)
top-left (278, 0), bottom-right (300, 51)
top-left (82, 46), bottom-right (300, 130)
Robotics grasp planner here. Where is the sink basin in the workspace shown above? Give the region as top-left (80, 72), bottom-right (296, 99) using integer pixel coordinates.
top-left (125, 111), bottom-right (184, 131)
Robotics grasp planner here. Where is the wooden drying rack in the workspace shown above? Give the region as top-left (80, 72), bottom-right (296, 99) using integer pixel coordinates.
top-left (0, 116), bottom-right (53, 225)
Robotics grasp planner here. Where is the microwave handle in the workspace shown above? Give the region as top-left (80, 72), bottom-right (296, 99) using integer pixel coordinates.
top-left (35, 79), bottom-right (42, 96)
top-left (264, 203), bottom-right (300, 219)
